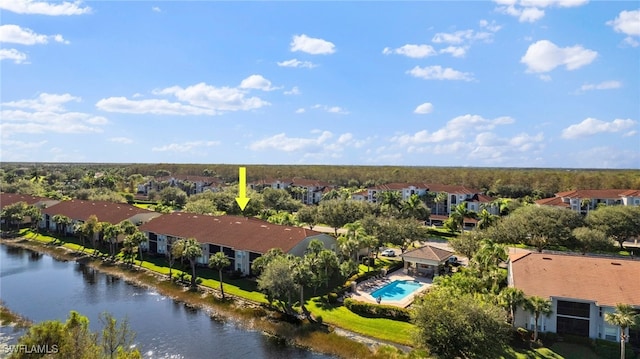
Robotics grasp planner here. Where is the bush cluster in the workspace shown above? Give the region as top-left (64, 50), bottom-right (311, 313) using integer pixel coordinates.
top-left (343, 298), bottom-right (411, 322)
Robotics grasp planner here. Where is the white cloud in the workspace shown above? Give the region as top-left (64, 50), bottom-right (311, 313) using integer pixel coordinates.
top-left (391, 114), bottom-right (515, 145)
top-left (152, 141), bottom-right (220, 152)
top-left (561, 118), bottom-right (637, 139)
top-left (578, 80), bottom-right (622, 92)
top-left (0, 0), bottom-right (91, 15)
top-left (284, 86), bottom-right (301, 95)
top-left (439, 46), bottom-right (468, 57)
top-left (290, 34), bottom-right (335, 55)
top-left (414, 102), bottom-right (434, 114)
top-left (0, 24), bottom-right (69, 45)
top-left (96, 97), bottom-right (215, 115)
top-left (98, 81), bottom-right (271, 115)
top-left (109, 137), bottom-right (133, 144)
top-left (432, 29), bottom-right (494, 44)
top-left (521, 40), bottom-right (597, 73)
top-left (277, 58), bottom-right (317, 68)
top-left (0, 48), bottom-right (27, 64)
top-left (1, 93), bottom-right (107, 137)
top-left (3, 93), bottom-right (80, 112)
top-left (250, 131), bottom-right (333, 152)
top-left (382, 44), bottom-right (436, 58)
top-left (407, 65), bottom-right (474, 81)
top-left (495, 0), bottom-right (587, 22)
top-left (624, 130), bottom-right (637, 138)
top-left (152, 6), bottom-right (161, 12)
top-left (607, 10), bottom-right (640, 47)
top-left (307, 104), bottom-right (349, 114)
top-left (239, 74), bottom-right (278, 91)
top-left (295, 108), bottom-right (305, 114)
top-left (479, 19), bottom-right (502, 32)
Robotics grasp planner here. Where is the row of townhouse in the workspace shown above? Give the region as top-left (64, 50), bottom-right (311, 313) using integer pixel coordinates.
top-left (248, 178), bottom-right (333, 205)
top-left (351, 182), bottom-right (498, 216)
top-left (137, 175), bottom-right (223, 196)
top-left (138, 213), bottom-right (335, 275)
top-left (535, 189), bottom-right (640, 214)
top-left (508, 252), bottom-right (640, 348)
top-left (0, 193), bottom-right (336, 276)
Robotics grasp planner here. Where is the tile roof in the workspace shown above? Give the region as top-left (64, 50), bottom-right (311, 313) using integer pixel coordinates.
top-left (535, 196), bottom-right (570, 208)
top-left (42, 200), bottom-right (154, 224)
top-left (0, 193), bottom-right (52, 209)
top-left (555, 189), bottom-right (636, 199)
top-left (368, 182), bottom-right (481, 194)
top-left (620, 190), bottom-right (640, 197)
top-left (139, 213), bottom-right (324, 254)
top-left (401, 245), bottom-right (454, 262)
top-left (509, 252), bottom-right (640, 307)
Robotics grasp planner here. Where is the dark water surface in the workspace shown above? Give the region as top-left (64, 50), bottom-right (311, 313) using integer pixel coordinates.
top-left (0, 244), bottom-right (333, 359)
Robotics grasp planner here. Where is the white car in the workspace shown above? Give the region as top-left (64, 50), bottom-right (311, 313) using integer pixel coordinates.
top-left (381, 249), bottom-right (396, 257)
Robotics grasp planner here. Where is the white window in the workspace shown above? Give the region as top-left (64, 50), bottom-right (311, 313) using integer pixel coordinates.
top-left (604, 327), bottom-right (617, 341)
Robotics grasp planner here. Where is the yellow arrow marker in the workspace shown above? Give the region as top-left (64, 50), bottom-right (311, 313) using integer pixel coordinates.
top-left (235, 167), bottom-right (251, 211)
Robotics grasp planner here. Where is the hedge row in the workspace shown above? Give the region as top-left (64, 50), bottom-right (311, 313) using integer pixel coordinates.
top-left (343, 298), bottom-right (412, 322)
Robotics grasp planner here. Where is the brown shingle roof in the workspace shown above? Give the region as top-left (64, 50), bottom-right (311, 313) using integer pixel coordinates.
top-left (620, 190), bottom-right (640, 197)
top-left (139, 213), bottom-right (323, 254)
top-left (42, 200), bottom-right (153, 224)
top-left (0, 193), bottom-right (50, 209)
top-left (401, 245), bottom-right (454, 262)
top-left (509, 252), bottom-right (640, 307)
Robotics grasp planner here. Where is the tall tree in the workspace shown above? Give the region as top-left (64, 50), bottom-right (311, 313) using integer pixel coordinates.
top-left (477, 208), bottom-right (499, 230)
top-left (99, 312), bottom-right (136, 359)
top-left (257, 255), bottom-right (299, 313)
top-left (572, 227), bottom-right (613, 254)
top-left (499, 287), bottom-right (526, 327)
top-left (605, 304), bottom-right (640, 359)
top-left (449, 203), bottom-right (476, 232)
top-left (102, 223), bottom-right (123, 258)
top-left (208, 252), bottom-right (231, 299)
top-left (182, 238), bottom-right (203, 288)
top-left (296, 205), bottom-right (319, 230)
top-left (448, 231), bottom-right (483, 260)
top-left (587, 206), bottom-right (640, 249)
top-left (82, 215), bottom-right (102, 255)
top-left (379, 190), bottom-right (403, 216)
top-left (524, 296), bottom-right (553, 341)
top-left (52, 214), bottom-right (72, 234)
top-left (401, 194), bottom-right (430, 221)
top-left (412, 288), bottom-right (510, 358)
top-left (126, 231), bottom-right (147, 266)
top-left (434, 192), bottom-right (448, 216)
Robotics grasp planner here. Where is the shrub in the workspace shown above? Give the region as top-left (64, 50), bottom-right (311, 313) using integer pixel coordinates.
top-left (594, 339), bottom-right (636, 359)
top-left (327, 292), bottom-right (338, 304)
top-left (343, 298), bottom-right (411, 322)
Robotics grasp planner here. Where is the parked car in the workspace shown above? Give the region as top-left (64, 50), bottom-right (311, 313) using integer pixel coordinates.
top-left (381, 249), bottom-right (396, 257)
top-left (447, 256), bottom-right (459, 264)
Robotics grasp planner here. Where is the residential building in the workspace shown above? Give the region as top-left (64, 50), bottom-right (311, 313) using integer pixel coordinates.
top-left (0, 193), bottom-right (60, 228)
top-left (249, 178), bottom-right (334, 205)
top-left (138, 213), bottom-right (336, 276)
top-left (39, 199), bottom-right (161, 235)
top-left (535, 189), bottom-right (640, 214)
top-left (138, 175), bottom-right (222, 196)
top-left (508, 252), bottom-right (640, 346)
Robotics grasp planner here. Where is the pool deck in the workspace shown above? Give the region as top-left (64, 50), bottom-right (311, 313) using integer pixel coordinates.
top-left (346, 269), bottom-right (433, 308)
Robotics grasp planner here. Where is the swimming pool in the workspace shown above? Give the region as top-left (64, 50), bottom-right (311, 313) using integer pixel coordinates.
top-left (370, 280), bottom-right (424, 301)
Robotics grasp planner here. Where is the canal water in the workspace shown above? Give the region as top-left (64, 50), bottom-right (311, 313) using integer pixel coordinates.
top-left (0, 245), bottom-right (333, 359)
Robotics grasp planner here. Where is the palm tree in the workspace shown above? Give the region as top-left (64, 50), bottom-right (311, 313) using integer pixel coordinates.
top-left (24, 205), bottom-right (42, 232)
top-left (401, 194), bottom-right (430, 221)
top-left (473, 239), bottom-right (507, 274)
top-left (102, 223), bottom-right (123, 258)
top-left (524, 296), bottom-right (553, 341)
top-left (208, 252), bottom-right (231, 299)
top-left (168, 238), bottom-right (185, 280)
top-left (379, 191), bottom-right (402, 215)
top-left (499, 287), bottom-right (526, 327)
top-left (477, 208), bottom-right (499, 230)
top-left (605, 304), bottom-right (640, 359)
top-left (580, 198), bottom-right (592, 215)
top-left (450, 203), bottom-right (476, 232)
top-left (52, 214), bottom-right (72, 235)
top-left (182, 238), bottom-right (203, 288)
top-left (82, 215), bottom-right (101, 255)
top-left (127, 230), bottom-right (147, 266)
top-left (434, 192), bottom-right (447, 216)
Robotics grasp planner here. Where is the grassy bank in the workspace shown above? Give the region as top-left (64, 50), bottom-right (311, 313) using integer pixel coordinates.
top-left (0, 301), bottom-right (32, 328)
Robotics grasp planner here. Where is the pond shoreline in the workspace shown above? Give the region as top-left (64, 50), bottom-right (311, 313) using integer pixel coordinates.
top-left (0, 237), bottom-right (407, 358)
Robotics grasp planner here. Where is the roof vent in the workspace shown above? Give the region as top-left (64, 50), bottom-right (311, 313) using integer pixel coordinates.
top-left (235, 221), bottom-right (241, 224)
top-left (542, 257), bottom-right (552, 260)
top-left (261, 225), bottom-right (267, 228)
top-left (285, 228), bottom-right (291, 231)
top-left (611, 262), bottom-right (622, 266)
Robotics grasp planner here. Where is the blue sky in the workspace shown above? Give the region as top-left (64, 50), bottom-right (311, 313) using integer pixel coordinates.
top-left (1, 0), bottom-right (639, 168)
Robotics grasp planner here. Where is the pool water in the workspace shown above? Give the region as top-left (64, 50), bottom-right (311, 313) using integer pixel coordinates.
top-left (370, 280), bottom-right (424, 301)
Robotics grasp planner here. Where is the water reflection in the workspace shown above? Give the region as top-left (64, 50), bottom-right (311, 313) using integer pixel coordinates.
top-left (0, 245), bottom-right (333, 359)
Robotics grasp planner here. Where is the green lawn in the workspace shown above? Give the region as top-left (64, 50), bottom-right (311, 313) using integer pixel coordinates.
top-left (500, 343), bottom-right (602, 359)
top-left (306, 299), bottom-right (414, 346)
